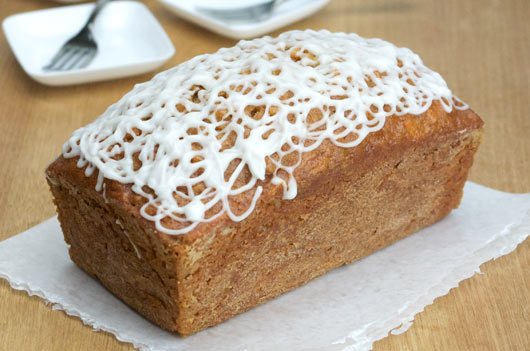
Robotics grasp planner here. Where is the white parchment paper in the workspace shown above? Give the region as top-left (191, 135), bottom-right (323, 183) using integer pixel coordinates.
top-left (0, 182), bottom-right (529, 351)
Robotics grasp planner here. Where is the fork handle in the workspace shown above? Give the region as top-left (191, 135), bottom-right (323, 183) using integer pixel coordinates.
top-left (84, 0), bottom-right (111, 29)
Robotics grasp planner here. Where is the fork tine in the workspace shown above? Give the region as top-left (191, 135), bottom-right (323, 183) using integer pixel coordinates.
top-left (43, 46), bottom-right (71, 71)
top-left (65, 47), bottom-right (89, 71)
top-left (53, 47), bottom-right (81, 71)
top-left (200, 8), bottom-right (255, 20)
top-left (46, 46), bottom-right (76, 71)
top-left (197, 2), bottom-right (274, 22)
top-left (76, 49), bottom-right (97, 70)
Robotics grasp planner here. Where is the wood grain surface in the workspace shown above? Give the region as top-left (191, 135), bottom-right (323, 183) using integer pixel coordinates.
top-left (0, 0), bottom-right (529, 350)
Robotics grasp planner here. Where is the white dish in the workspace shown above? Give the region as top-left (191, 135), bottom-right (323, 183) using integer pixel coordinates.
top-left (2, 1), bottom-right (175, 86)
top-left (158, 0), bottom-right (330, 40)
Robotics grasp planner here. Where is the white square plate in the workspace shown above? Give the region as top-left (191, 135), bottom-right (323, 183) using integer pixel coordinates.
top-left (158, 0), bottom-right (330, 40)
top-left (2, 1), bottom-right (175, 86)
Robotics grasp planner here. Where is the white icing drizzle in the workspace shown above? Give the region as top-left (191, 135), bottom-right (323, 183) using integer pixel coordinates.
top-left (63, 30), bottom-right (468, 235)
top-left (102, 183), bottom-right (109, 204)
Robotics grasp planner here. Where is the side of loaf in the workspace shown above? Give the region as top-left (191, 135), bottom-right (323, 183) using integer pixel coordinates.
top-left (45, 30), bottom-right (484, 335)
top-left (46, 101), bottom-right (482, 335)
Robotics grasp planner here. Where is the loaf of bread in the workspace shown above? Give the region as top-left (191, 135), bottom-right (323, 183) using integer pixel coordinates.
top-left (46, 30), bottom-right (483, 335)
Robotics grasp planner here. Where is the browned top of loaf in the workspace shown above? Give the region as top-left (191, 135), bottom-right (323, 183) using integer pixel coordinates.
top-left (46, 100), bottom-right (483, 245)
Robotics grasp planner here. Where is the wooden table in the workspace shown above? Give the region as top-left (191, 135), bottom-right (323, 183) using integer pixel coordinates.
top-left (1, 0), bottom-right (528, 349)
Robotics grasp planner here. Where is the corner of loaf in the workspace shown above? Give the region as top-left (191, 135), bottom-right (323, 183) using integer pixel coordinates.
top-left (46, 29), bottom-right (483, 336)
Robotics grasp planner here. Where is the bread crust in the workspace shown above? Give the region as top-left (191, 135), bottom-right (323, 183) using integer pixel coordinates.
top-left (46, 100), bottom-right (483, 335)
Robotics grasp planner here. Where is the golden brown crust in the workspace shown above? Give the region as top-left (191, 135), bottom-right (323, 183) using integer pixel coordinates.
top-left (47, 101), bottom-right (482, 241)
top-left (46, 100), bottom-right (483, 335)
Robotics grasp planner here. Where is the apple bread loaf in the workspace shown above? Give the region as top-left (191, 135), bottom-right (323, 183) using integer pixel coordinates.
top-left (46, 30), bottom-right (483, 335)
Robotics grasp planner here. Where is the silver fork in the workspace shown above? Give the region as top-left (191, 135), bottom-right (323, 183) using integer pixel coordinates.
top-left (196, 0), bottom-right (285, 23)
top-left (43, 0), bottom-right (110, 71)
